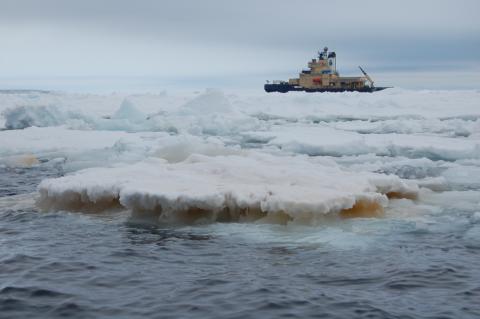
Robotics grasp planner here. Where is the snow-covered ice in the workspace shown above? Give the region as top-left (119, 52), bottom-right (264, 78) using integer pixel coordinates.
top-left (37, 153), bottom-right (418, 224)
top-left (1, 88), bottom-right (479, 224)
top-left (244, 124), bottom-right (480, 160)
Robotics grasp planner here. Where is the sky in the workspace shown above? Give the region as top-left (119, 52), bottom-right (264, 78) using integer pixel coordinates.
top-left (0, 0), bottom-right (479, 91)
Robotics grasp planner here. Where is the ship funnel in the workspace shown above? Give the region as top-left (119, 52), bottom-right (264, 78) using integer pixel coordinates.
top-left (328, 51), bottom-right (336, 72)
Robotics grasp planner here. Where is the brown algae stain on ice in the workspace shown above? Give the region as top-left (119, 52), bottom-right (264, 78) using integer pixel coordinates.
top-left (37, 180), bottom-right (418, 224)
top-left (37, 191), bottom-right (123, 214)
top-left (20, 154), bottom-right (40, 167)
top-left (38, 193), bottom-right (388, 224)
top-left (4, 154), bottom-right (40, 167)
top-left (386, 191), bottom-right (418, 200)
top-left (339, 200), bottom-right (384, 219)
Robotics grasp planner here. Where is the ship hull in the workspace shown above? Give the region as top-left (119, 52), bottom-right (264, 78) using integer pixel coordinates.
top-left (264, 83), bottom-right (389, 93)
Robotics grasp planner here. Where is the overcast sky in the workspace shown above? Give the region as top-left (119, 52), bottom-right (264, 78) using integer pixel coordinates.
top-left (0, 0), bottom-right (479, 91)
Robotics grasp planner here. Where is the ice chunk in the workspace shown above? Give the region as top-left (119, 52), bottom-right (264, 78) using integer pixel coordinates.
top-left (2, 97), bottom-right (157, 132)
top-left (332, 118), bottom-right (477, 138)
top-left (1, 154), bottom-right (40, 168)
top-left (153, 136), bottom-right (241, 163)
top-left (37, 153), bottom-right (418, 225)
top-left (111, 99), bottom-right (146, 122)
top-left (180, 89), bottom-right (233, 114)
top-left (415, 177), bottom-right (449, 192)
top-left (248, 125), bottom-right (480, 161)
top-left (0, 126), bottom-right (164, 171)
top-left (3, 105), bottom-right (65, 129)
top-left (442, 165), bottom-right (480, 190)
top-left (0, 126), bottom-right (243, 171)
top-left (0, 126), bottom-right (149, 156)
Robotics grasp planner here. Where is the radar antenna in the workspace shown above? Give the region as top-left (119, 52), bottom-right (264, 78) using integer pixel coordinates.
top-left (358, 66), bottom-right (374, 87)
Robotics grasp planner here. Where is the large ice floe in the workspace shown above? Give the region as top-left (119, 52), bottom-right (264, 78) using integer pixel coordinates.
top-left (1, 88), bottom-right (479, 224)
top-left (37, 153), bottom-right (418, 224)
top-left (243, 124), bottom-right (480, 161)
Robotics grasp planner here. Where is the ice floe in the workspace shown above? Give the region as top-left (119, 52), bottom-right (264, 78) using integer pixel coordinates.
top-left (245, 125), bottom-right (480, 161)
top-left (0, 126), bottom-right (239, 171)
top-left (37, 153), bottom-right (418, 224)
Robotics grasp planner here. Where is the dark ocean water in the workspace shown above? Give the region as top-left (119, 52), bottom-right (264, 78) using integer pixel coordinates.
top-left (1, 166), bottom-right (480, 319)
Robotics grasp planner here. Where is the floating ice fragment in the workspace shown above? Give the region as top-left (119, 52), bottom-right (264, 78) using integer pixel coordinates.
top-left (180, 89), bottom-right (233, 114)
top-left (37, 153), bottom-right (418, 225)
top-left (3, 105), bottom-right (64, 129)
top-left (111, 99), bottom-right (146, 122)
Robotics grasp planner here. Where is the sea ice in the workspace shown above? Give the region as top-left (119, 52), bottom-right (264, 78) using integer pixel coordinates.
top-left (245, 125), bottom-right (480, 161)
top-left (38, 153), bottom-right (418, 224)
top-left (0, 88), bottom-right (479, 225)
